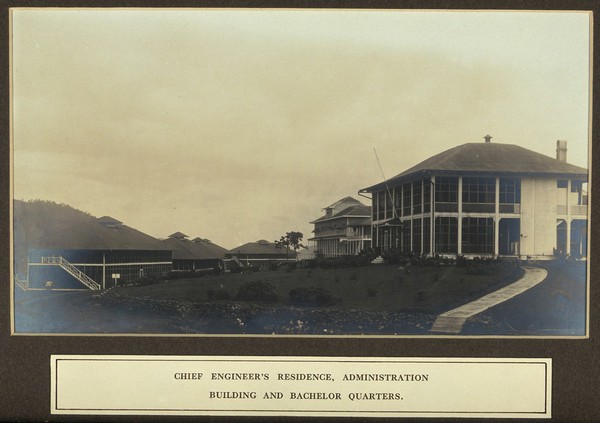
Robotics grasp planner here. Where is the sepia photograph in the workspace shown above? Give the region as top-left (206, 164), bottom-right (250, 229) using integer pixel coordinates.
top-left (10, 8), bottom-right (591, 337)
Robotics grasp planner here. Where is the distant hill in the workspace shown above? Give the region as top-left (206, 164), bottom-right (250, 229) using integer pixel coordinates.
top-left (13, 200), bottom-right (96, 276)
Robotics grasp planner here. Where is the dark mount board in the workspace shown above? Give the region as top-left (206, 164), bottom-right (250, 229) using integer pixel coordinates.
top-left (1, 1), bottom-right (599, 422)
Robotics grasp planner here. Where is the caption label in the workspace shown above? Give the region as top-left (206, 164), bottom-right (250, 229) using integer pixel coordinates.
top-left (51, 355), bottom-right (551, 418)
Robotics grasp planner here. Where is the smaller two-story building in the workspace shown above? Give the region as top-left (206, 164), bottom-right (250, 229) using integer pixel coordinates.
top-left (309, 197), bottom-right (372, 257)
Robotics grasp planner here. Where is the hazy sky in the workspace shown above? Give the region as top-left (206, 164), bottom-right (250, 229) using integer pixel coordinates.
top-left (11, 9), bottom-right (591, 249)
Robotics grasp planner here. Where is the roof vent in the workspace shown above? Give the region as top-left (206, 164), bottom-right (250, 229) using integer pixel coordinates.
top-left (169, 232), bottom-right (188, 240)
top-left (556, 140), bottom-right (567, 163)
top-left (483, 134), bottom-right (492, 143)
top-left (96, 216), bottom-right (123, 228)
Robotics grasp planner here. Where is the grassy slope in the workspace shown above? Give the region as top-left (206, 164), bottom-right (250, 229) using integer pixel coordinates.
top-left (108, 264), bottom-right (524, 315)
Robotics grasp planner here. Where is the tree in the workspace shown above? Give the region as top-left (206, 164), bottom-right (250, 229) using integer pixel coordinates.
top-left (275, 231), bottom-right (305, 260)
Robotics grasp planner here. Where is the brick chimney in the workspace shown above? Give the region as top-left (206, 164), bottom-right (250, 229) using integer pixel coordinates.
top-left (556, 140), bottom-right (567, 162)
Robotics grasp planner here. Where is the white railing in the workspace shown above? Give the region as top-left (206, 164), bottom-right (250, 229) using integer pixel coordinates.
top-left (14, 278), bottom-right (29, 291)
top-left (41, 256), bottom-right (101, 290)
top-left (571, 205), bottom-right (587, 216)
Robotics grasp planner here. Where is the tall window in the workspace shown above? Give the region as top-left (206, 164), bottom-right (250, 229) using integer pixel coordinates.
top-left (435, 176), bottom-right (458, 212)
top-left (462, 176), bottom-right (495, 213)
top-left (499, 178), bottom-right (521, 203)
top-left (423, 178), bottom-right (431, 213)
top-left (462, 217), bottom-right (494, 254)
top-left (412, 218), bottom-right (422, 254)
top-left (372, 192), bottom-right (378, 221)
top-left (377, 190), bottom-right (385, 220)
top-left (385, 190), bottom-right (393, 219)
top-left (402, 183), bottom-right (411, 216)
top-left (423, 217), bottom-right (431, 255)
top-left (499, 178), bottom-right (521, 213)
top-left (412, 181), bottom-right (422, 215)
top-left (435, 217), bottom-right (458, 253)
top-left (402, 220), bottom-right (411, 252)
top-left (393, 186), bottom-right (402, 217)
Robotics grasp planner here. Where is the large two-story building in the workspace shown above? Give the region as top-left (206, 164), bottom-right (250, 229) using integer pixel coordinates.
top-left (359, 138), bottom-right (588, 259)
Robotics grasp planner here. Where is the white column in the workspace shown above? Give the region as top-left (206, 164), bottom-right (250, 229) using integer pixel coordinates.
top-left (567, 180), bottom-right (572, 254)
top-left (494, 177), bottom-right (500, 256)
top-left (410, 183), bottom-right (413, 251)
top-left (421, 179), bottom-right (424, 254)
top-left (102, 252), bottom-right (106, 290)
top-left (431, 175), bottom-right (435, 255)
top-left (457, 176), bottom-right (463, 254)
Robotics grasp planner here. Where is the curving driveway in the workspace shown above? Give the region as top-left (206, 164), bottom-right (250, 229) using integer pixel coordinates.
top-left (430, 266), bottom-right (548, 334)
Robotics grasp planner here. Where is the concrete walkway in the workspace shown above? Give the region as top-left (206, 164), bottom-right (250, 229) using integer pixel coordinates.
top-left (430, 266), bottom-right (548, 334)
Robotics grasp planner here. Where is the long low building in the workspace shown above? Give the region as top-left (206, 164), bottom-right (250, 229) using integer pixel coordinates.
top-left (227, 240), bottom-right (296, 268)
top-left (27, 216), bottom-right (172, 290)
top-left (359, 137), bottom-right (588, 259)
top-left (162, 232), bottom-right (228, 272)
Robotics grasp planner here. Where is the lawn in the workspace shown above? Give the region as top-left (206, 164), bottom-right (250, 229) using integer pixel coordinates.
top-left (98, 263), bottom-right (524, 335)
top-left (107, 263), bottom-right (523, 314)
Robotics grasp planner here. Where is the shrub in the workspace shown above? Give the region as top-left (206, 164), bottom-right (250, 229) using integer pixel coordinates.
top-left (289, 286), bottom-right (335, 306)
top-left (235, 281), bottom-right (278, 302)
top-left (207, 288), bottom-right (230, 300)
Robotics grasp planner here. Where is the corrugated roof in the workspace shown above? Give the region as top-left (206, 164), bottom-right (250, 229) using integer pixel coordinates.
top-left (229, 240), bottom-right (295, 257)
top-left (38, 217), bottom-right (169, 251)
top-left (361, 142), bottom-right (588, 192)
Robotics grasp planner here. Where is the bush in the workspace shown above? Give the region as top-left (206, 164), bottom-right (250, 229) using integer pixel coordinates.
top-left (235, 281), bottom-right (279, 302)
top-left (289, 286), bottom-right (335, 306)
top-left (207, 288), bottom-right (230, 300)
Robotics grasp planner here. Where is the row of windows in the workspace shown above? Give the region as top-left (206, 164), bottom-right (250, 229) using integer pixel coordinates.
top-left (373, 178), bottom-right (432, 221)
top-left (373, 177), bottom-right (524, 220)
top-left (377, 217), bottom-right (496, 254)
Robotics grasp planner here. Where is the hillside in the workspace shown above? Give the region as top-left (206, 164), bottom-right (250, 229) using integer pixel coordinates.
top-left (13, 200), bottom-right (96, 276)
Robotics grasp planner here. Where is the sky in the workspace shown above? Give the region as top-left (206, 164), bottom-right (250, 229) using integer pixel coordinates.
top-left (11, 9), bottom-right (591, 249)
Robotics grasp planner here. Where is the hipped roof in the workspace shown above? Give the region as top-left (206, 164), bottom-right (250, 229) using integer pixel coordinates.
top-left (162, 236), bottom-right (227, 261)
top-left (311, 204), bottom-right (371, 224)
top-left (361, 142), bottom-right (588, 193)
top-left (37, 216), bottom-right (169, 251)
top-left (229, 240), bottom-right (295, 257)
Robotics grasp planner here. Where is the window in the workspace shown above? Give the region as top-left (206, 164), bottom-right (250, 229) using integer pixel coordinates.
top-left (462, 218), bottom-right (494, 254)
top-left (402, 220), bottom-right (411, 252)
top-left (435, 176), bottom-right (458, 212)
top-left (423, 217), bottom-right (431, 255)
top-left (435, 217), bottom-right (458, 253)
top-left (423, 179), bottom-right (431, 213)
top-left (412, 218), bottom-right (422, 254)
top-left (462, 176), bottom-right (495, 213)
top-left (385, 190), bottom-right (393, 219)
top-left (402, 184), bottom-right (411, 216)
top-left (393, 186), bottom-right (402, 217)
top-left (372, 192), bottom-right (378, 221)
top-left (377, 190), bottom-right (385, 220)
top-left (412, 181), bottom-right (422, 215)
top-left (499, 178), bottom-right (521, 204)
top-left (557, 179), bottom-right (568, 188)
top-left (462, 176), bottom-right (495, 203)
